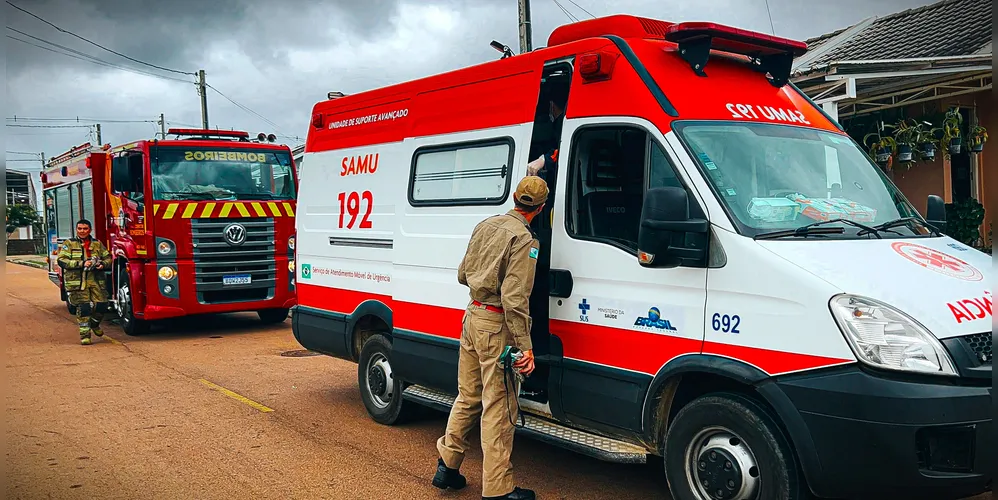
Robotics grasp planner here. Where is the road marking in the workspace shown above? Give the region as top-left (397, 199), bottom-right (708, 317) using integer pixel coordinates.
top-left (199, 379), bottom-right (274, 413)
top-left (102, 335), bottom-right (122, 345)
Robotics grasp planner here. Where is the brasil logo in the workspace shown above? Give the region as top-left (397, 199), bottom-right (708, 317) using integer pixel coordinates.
top-left (634, 307), bottom-right (677, 331)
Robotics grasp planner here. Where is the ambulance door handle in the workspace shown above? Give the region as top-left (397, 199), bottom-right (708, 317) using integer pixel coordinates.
top-left (548, 269), bottom-right (573, 299)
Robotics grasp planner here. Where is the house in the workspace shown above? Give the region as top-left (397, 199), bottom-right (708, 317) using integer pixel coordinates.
top-left (792, 0), bottom-right (993, 248)
top-left (6, 168), bottom-right (38, 241)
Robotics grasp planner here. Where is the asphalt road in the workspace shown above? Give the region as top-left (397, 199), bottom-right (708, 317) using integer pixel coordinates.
top-left (4, 263), bottom-right (992, 500)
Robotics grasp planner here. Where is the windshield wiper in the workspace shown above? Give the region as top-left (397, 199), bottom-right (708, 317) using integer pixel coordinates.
top-left (754, 218), bottom-right (882, 240)
top-left (230, 192), bottom-right (275, 200)
top-left (856, 216), bottom-right (939, 237)
top-left (159, 191), bottom-right (217, 200)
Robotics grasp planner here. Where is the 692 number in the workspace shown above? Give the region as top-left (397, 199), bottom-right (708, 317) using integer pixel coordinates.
top-left (711, 313), bottom-right (740, 334)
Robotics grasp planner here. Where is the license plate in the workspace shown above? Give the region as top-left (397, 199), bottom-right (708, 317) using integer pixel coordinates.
top-left (222, 274), bottom-right (251, 285)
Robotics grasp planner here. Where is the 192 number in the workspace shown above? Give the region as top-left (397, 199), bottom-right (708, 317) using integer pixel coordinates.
top-left (338, 191), bottom-right (373, 229)
top-left (711, 313), bottom-right (740, 334)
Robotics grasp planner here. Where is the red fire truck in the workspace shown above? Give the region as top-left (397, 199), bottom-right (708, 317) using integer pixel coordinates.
top-left (42, 129), bottom-right (299, 335)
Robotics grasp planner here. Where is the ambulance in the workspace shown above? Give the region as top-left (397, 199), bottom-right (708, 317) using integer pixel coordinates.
top-left (292, 15), bottom-right (992, 500)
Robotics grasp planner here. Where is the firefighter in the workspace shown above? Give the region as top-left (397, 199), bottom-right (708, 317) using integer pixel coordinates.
top-left (57, 219), bottom-right (112, 345)
top-left (432, 176), bottom-right (547, 500)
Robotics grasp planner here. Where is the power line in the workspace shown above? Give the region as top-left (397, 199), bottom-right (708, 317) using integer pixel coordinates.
top-left (763, 0), bottom-right (776, 35)
top-left (6, 0), bottom-right (195, 76)
top-left (6, 30), bottom-right (194, 84)
top-left (6, 34), bottom-right (194, 84)
top-left (551, 0), bottom-right (579, 22)
top-left (205, 84), bottom-right (282, 132)
top-left (6, 150), bottom-right (40, 155)
top-left (565, 0), bottom-right (595, 18)
top-left (7, 116), bottom-right (157, 123)
top-left (6, 124), bottom-right (91, 128)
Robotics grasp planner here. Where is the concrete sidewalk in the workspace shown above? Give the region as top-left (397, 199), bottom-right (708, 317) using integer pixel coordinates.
top-left (6, 254), bottom-right (48, 269)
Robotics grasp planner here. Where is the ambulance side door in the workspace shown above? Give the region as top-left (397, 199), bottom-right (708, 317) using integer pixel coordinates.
top-left (548, 117), bottom-right (709, 434)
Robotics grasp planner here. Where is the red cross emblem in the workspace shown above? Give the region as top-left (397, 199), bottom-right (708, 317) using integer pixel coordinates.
top-left (891, 242), bottom-right (983, 281)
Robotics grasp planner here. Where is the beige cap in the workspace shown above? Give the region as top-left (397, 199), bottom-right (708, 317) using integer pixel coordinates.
top-left (514, 176), bottom-right (549, 207)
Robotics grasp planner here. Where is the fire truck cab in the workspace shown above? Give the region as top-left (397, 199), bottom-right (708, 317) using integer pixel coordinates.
top-left (43, 129), bottom-right (299, 335)
top-left (292, 15), bottom-right (991, 500)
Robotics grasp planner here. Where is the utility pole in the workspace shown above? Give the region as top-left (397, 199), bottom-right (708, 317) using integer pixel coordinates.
top-left (517, 0), bottom-right (532, 53)
top-left (95, 123), bottom-right (101, 145)
top-left (158, 113), bottom-right (166, 138)
top-left (197, 69), bottom-right (209, 129)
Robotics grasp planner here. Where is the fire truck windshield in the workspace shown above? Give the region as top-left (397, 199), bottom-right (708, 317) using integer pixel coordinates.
top-left (150, 146), bottom-right (295, 201)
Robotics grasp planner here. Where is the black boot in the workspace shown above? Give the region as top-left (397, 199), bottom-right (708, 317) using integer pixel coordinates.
top-left (484, 486), bottom-right (535, 500)
top-left (431, 458), bottom-right (466, 490)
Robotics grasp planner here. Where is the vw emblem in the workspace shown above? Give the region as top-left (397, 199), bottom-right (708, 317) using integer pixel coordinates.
top-left (223, 223), bottom-right (247, 246)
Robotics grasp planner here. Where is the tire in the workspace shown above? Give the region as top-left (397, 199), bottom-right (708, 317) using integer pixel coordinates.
top-left (115, 267), bottom-right (149, 336)
top-left (258, 308), bottom-right (290, 324)
top-left (664, 392), bottom-right (809, 500)
top-left (357, 334), bottom-right (415, 425)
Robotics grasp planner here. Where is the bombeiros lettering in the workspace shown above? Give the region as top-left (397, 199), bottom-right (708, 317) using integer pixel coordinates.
top-left (184, 151), bottom-right (269, 162)
top-left (341, 153), bottom-right (380, 176)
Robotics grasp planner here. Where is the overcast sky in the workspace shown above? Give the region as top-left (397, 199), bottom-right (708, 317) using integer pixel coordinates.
top-left (7, 0), bottom-right (936, 199)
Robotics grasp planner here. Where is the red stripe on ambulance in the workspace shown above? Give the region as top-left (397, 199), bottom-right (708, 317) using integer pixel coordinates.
top-left (297, 284), bottom-right (853, 376)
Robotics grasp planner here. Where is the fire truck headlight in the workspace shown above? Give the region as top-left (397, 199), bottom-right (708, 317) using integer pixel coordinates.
top-left (163, 284), bottom-right (174, 294)
top-left (158, 266), bottom-right (177, 280)
top-left (288, 236), bottom-right (295, 250)
top-left (158, 241), bottom-right (173, 255)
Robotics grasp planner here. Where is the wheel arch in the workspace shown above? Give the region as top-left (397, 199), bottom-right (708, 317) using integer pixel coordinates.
top-left (347, 300), bottom-right (394, 361)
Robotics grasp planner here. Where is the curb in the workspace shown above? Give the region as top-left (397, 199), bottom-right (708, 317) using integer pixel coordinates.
top-left (5, 258), bottom-right (47, 270)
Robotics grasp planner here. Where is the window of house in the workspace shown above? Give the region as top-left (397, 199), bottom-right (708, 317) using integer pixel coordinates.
top-left (409, 138), bottom-right (513, 205)
top-left (566, 124), bottom-right (703, 257)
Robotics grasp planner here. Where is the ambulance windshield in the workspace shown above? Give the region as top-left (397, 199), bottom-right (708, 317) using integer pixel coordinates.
top-left (150, 146), bottom-right (295, 201)
top-left (674, 122), bottom-right (929, 239)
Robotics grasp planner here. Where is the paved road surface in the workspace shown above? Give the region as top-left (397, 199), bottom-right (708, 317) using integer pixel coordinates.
top-left (5, 264), bottom-right (992, 500)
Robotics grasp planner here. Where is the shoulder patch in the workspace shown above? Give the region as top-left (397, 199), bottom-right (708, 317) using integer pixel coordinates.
top-left (529, 247), bottom-right (539, 259)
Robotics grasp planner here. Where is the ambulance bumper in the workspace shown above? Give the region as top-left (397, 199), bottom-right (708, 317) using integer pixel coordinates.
top-left (767, 365), bottom-right (992, 500)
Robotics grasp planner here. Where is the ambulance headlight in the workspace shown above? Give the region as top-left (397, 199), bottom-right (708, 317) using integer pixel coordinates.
top-left (158, 266), bottom-right (177, 281)
top-left (288, 235), bottom-right (295, 251)
top-left (830, 295), bottom-right (957, 376)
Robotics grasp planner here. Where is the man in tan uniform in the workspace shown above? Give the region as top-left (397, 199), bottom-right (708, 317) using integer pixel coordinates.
top-left (432, 176), bottom-right (547, 500)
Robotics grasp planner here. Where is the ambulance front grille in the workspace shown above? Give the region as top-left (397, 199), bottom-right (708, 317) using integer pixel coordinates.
top-left (961, 332), bottom-right (991, 365)
top-left (190, 217), bottom-right (276, 304)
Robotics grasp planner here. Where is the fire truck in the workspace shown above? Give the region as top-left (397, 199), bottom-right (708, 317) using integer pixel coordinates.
top-left (42, 129), bottom-right (299, 335)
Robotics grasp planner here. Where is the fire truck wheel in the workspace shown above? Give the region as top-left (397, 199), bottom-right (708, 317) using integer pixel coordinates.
top-left (357, 334), bottom-right (415, 426)
top-left (257, 308), bottom-right (290, 324)
top-left (116, 268), bottom-right (150, 336)
top-left (663, 392), bottom-right (808, 500)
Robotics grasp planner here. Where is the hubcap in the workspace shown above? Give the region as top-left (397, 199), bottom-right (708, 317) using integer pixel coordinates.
top-left (116, 279), bottom-right (131, 325)
top-left (685, 427), bottom-right (760, 500)
top-left (365, 353), bottom-right (394, 409)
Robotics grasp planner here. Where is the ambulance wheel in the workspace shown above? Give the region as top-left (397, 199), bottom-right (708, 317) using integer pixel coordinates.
top-left (358, 334), bottom-right (414, 425)
top-left (664, 392), bottom-right (808, 500)
top-left (116, 268), bottom-right (149, 336)
top-left (258, 308), bottom-right (290, 324)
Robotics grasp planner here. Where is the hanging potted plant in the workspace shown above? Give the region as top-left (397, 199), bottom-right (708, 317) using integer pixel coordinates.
top-left (891, 119), bottom-right (918, 164)
top-left (864, 131), bottom-right (896, 167)
top-left (918, 122), bottom-right (938, 161)
top-left (968, 125), bottom-right (988, 153)
top-left (940, 106), bottom-right (963, 155)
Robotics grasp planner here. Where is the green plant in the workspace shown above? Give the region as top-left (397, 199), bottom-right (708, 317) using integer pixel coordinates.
top-left (968, 125), bottom-right (988, 152)
top-left (939, 106), bottom-right (964, 156)
top-left (5, 204), bottom-right (41, 237)
top-left (890, 119), bottom-right (921, 165)
top-left (863, 131), bottom-right (896, 167)
top-left (943, 198), bottom-right (985, 247)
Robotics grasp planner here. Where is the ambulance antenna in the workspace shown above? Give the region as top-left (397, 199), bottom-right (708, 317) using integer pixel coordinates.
top-left (490, 40), bottom-right (514, 59)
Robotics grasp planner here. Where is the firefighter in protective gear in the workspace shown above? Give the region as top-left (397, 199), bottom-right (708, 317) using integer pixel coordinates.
top-left (57, 219), bottom-right (112, 345)
top-left (432, 176), bottom-right (547, 500)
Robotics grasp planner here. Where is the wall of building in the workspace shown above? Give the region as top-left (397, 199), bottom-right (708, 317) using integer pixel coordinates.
top-left (974, 91), bottom-right (996, 246)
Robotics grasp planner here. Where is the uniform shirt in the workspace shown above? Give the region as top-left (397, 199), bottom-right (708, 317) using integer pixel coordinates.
top-left (457, 209), bottom-right (541, 352)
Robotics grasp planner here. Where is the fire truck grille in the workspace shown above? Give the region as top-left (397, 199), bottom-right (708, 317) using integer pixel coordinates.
top-left (191, 218), bottom-right (276, 304)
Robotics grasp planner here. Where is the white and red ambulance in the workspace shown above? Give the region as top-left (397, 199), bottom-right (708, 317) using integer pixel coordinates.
top-left (292, 15), bottom-right (992, 500)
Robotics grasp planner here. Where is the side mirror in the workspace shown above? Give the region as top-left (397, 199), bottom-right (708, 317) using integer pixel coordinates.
top-left (926, 194), bottom-right (946, 232)
top-left (637, 187), bottom-right (709, 268)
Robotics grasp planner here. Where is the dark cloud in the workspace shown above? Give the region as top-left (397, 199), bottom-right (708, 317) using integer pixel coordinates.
top-left (8, 0), bottom-right (939, 206)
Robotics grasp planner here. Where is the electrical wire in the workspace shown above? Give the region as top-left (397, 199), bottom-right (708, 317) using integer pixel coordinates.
top-left (565, 0), bottom-right (596, 18)
top-left (6, 124), bottom-right (91, 128)
top-left (7, 116), bottom-right (156, 123)
top-left (6, 150), bottom-right (40, 155)
top-left (551, 0), bottom-right (580, 22)
top-left (6, 34), bottom-right (193, 84)
top-left (205, 84), bottom-right (283, 132)
top-left (6, 0), bottom-right (195, 76)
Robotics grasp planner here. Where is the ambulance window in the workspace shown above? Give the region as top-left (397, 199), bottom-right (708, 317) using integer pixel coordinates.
top-left (409, 138), bottom-right (514, 206)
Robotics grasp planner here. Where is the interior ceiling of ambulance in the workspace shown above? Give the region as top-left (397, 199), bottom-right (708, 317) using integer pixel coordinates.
top-left (9, 0), bottom-right (933, 177)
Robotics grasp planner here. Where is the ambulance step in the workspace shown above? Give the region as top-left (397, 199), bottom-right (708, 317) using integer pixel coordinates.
top-left (402, 385), bottom-right (648, 464)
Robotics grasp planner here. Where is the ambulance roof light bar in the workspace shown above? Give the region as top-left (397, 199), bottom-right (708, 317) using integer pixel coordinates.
top-left (166, 128), bottom-right (251, 141)
top-left (663, 22), bottom-right (808, 87)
